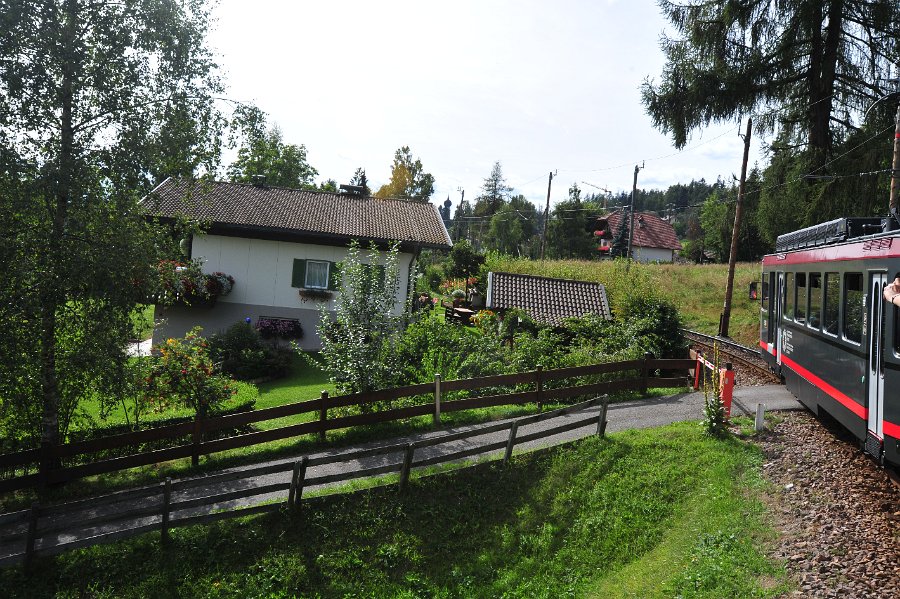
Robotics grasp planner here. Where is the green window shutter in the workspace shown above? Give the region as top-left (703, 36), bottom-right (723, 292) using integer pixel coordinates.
top-left (291, 259), bottom-right (306, 288)
top-left (327, 261), bottom-right (341, 291)
top-left (376, 265), bottom-right (386, 288)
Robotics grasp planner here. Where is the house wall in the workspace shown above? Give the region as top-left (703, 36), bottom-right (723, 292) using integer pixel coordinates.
top-left (632, 247), bottom-right (675, 263)
top-left (153, 234), bottom-right (415, 350)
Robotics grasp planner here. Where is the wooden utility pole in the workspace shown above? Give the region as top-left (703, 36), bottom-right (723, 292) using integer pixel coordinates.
top-left (890, 101), bottom-right (900, 222)
top-left (719, 117), bottom-right (753, 338)
top-left (626, 163), bottom-right (643, 270)
top-left (539, 171), bottom-right (555, 260)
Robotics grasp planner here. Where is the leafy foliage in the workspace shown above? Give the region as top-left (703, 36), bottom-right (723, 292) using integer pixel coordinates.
top-left (0, 0), bottom-right (225, 456)
top-left (145, 328), bottom-right (235, 419)
top-left (642, 0), bottom-right (900, 159)
top-left (313, 241), bottom-right (403, 398)
top-left (228, 107), bottom-right (318, 189)
top-left (374, 146), bottom-right (435, 202)
top-left (207, 322), bottom-right (293, 381)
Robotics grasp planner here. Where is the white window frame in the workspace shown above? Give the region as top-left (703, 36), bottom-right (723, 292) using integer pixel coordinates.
top-left (305, 260), bottom-right (330, 289)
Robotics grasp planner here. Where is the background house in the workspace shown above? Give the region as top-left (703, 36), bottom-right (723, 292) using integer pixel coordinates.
top-left (149, 178), bottom-right (452, 349)
top-left (595, 210), bottom-right (681, 263)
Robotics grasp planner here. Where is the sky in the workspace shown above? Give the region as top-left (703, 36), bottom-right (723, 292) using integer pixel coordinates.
top-left (208, 0), bottom-right (766, 209)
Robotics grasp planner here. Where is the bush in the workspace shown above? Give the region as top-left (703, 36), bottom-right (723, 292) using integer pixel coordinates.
top-left (208, 322), bottom-right (292, 381)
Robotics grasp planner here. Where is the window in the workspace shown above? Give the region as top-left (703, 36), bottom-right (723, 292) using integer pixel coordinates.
top-left (808, 273), bottom-right (822, 329)
top-left (305, 260), bottom-right (329, 289)
top-left (761, 274), bottom-right (771, 310)
top-left (843, 272), bottom-right (863, 344)
top-left (823, 272), bottom-right (839, 336)
top-left (784, 272), bottom-right (794, 320)
top-left (795, 273), bottom-right (807, 323)
top-left (291, 258), bottom-right (338, 290)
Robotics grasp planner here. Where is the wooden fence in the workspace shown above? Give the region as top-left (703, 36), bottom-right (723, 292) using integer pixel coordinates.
top-left (0, 355), bottom-right (695, 493)
top-left (0, 394), bottom-right (621, 567)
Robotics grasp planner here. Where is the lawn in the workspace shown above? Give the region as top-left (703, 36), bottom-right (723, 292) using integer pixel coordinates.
top-left (0, 421), bottom-right (789, 598)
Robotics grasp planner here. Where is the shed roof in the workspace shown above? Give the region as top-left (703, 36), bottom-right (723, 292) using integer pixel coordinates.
top-left (147, 178), bottom-right (452, 250)
top-left (485, 271), bottom-right (612, 326)
top-left (598, 210), bottom-right (681, 251)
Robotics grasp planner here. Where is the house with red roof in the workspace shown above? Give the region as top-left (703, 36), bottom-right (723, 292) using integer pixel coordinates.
top-left (147, 178), bottom-right (452, 349)
top-left (594, 209), bottom-right (681, 263)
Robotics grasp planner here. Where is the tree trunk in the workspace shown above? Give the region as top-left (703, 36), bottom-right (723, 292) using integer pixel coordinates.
top-left (808, 0), bottom-right (844, 161)
top-left (40, 0), bottom-right (78, 479)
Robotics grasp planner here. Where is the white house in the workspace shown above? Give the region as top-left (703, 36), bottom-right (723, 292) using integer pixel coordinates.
top-left (148, 178), bottom-right (452, 349)
top-left (594, 210), bottom-right (681, 263)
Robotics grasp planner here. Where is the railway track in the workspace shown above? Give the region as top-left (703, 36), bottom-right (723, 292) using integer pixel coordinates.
top-left (681, 329), bottom-right (781, 386)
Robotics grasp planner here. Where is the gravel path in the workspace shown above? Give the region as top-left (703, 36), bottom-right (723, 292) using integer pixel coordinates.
top-left (755, 411), bottom-right (900, 598)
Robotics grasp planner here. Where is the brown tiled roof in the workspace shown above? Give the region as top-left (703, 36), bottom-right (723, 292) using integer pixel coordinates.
top-left (146, 178), bottom-right (452, 249)
top-left (485, 272), bottom-right (611, 326)
top-left (597, 210), bottom-right (681, 251)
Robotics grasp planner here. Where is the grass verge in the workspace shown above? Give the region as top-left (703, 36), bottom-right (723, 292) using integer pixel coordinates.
top-left (0, 422), bottom-right (788, 598)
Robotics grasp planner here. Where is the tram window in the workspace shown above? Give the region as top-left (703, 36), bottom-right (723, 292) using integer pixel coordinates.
top-left (785, 273), bottom-right (794, 320)
top-left (761, 274), bottom-right (770, 309)
top-left (843, 272), bottom-right (863, 344)
top-left (823, 272), bottom-right (839, 336)
top-left (808, 273), bottom-right (822, 329)
top-left (795, 272), bottom-right (807, 323)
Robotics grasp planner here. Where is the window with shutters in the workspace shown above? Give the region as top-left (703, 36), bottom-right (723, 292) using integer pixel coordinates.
top-left (305, 260), bottom-right (329, 289)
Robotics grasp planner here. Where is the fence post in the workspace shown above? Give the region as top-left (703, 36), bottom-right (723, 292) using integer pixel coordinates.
top-left (191, 415), bottom-right (201, 467)
top-left (755, 403), bottom-right (766, 431)
top-left (597, 395), bottom-right (609, 437)
top-left (535, 365), bottom-right (544, 412)
top-left (720, 363), bottom-right (734, 418)
top-left (503, 421), bottom-right (519, 465)
top-left (693, 351), bottom-right (702, 390)
top-left (433, 374), bottom-right (442, 426)
top-left (398, 443), bottom-right (415, 492)
top-left (641, 352), bottom-right (652, 397)
top-left (319, 391), bottom-right (328, 443)
top-left (161, 477), bottom-right (171, 545)
top-left (288, 456), bottom-right (309, 508)
top-left (24, 501), bottom-right (38, 568)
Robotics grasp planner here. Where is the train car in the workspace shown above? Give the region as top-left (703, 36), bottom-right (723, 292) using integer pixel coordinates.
top-left (759, 216), bottom-right (900, 466)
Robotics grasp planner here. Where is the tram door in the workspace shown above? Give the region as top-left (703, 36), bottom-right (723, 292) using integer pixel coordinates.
top-left (867, 273), bottom-right (887, 444)
top-left (775, 272), bottom-right (784, 367)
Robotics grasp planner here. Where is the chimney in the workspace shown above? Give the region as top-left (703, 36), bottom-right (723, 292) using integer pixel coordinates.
top-left (251, 174), bottom-right (266, 187)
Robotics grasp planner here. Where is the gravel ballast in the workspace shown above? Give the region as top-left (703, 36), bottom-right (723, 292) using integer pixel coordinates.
top-left (754, 411), bottom-right (900, 598)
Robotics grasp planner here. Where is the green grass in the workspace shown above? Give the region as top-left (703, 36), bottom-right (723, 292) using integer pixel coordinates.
top-left (0, 422), bottom-right (788, 598)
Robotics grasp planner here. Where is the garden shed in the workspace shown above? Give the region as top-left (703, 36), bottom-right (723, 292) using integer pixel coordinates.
top-left (148, 178), bottom-right (452, 349)
top-left (484, 272), bottom-right (612, 326)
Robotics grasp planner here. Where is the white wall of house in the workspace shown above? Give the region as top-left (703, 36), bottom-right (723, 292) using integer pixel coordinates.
top-left (632, 246), bottom-right (675, 263)
top-left (193, 234), bottom-right (414, 314)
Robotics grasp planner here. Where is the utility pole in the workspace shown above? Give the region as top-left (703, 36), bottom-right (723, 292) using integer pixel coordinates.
top-left (539, 170), bottom-right (555, 260)
top-left (454, 187), bottom-right (464, 241)
top-left (625, 163), bottom-right (643, 270)
top-left (890, 99), bottom-right (900, 224)
top-left (719, 117), bottom-right (753, 338)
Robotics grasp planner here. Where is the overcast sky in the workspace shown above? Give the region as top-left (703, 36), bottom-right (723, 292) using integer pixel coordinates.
top-left (209, 0), bottom-right (765, 209)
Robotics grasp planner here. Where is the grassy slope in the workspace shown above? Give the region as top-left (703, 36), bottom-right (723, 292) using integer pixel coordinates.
top-left (0, 423), bottom-right (787, 598)
top-left (487, 257), bottom-right (761, 347)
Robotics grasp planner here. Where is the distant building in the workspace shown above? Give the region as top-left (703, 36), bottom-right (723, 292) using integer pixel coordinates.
top-left (594, 209), bottom-right (681, 263)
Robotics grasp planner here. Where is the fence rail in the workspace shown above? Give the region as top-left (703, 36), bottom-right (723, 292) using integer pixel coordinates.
top-left (0, 394), bottom-right (620, 567)
top-left (0, 356), bottom-right (696, 494)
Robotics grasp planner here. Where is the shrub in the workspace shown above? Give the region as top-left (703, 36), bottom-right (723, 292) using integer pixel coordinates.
top-left (147, 327), bottom-right (235, 419)
top-left (255, 317), bottom-right (303, 340)
top-left (208, 322), bottom-right (292, 381)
